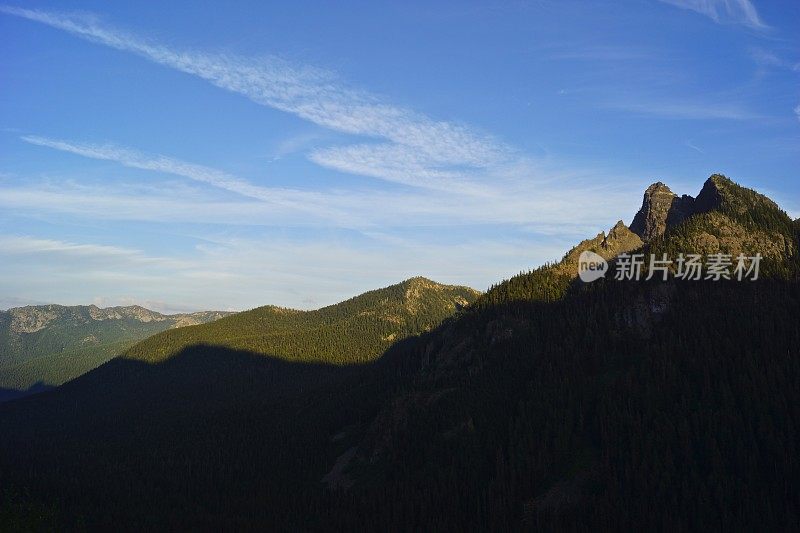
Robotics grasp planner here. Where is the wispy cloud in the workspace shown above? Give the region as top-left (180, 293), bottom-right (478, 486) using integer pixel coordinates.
top-left (0, 234), bottom-right (238, 312)
top-left (14, 131), bottom-right (645, 236)
top-left (0, 235), bottom-right (187, 269)
top-left (794, 104), bottom-right (800, 123)
top-left (685, 140), bottom-right (705, 153)
top-left (1, 5), bottom-right (647, 232)
top-left (20, 135), bottom-right (355, 222)
top-left (0, 232), bottom-right (568, 312)
top-left (1, 5), bottom-right (510, 191)
top-left (0, 171), bottom-right (636, 235)
top-left (0, 4), bottom-right (680, 311)
top-left (21, 135), bottom-right (286, 201)
top-left (749, 47), bottom-right (783, 68)
top-left (266, 132), bottom-right (329, 161)
top-left (748, 47), bottom-right (800, 76)
top-left (659, 0), bottom-right (767, 29)
top-left (308, 143), bottom-right (489, 193)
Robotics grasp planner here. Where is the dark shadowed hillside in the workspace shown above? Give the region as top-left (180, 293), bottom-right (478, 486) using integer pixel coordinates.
top-left (0, 277), bottom-right (480, 529)
top-left (0, 176), bottom-right (798, 531)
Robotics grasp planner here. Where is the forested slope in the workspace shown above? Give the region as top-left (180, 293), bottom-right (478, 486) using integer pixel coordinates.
top-left (0, 176), bottom-right (798, 531)
top-left (124, 277), bottom-right (479, 365)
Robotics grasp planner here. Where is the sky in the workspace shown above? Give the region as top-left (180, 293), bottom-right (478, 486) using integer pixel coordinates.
top-left (0, 0), bottom-right (798, 313)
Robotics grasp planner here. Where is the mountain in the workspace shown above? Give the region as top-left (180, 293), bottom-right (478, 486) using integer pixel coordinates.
top-left (0, 277), bottom-right (480, 529)
top-left (0, 175), bottom-right (797, 531)
top-left (329, 174), bottom-right (799, 530)
top-left (0, 277), bottom-right (477, 402)
top-left (0, 304), bottom-right (232, 400)
top-left (123, 276), bottom-right (479, 365)
top-left (645, 175), bottom-right (798, 278)
top-left (478, 218), bottom-right (643, 306)
top-left (479, 174), bottom-right (796, 309)
top-left (629, 181), bottom-right (695, 241)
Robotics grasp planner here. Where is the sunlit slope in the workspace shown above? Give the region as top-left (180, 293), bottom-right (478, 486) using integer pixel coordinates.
top-left (124, 277), bottom-right (480, 365)
top-left (477, 174), bottom-right (798, 307)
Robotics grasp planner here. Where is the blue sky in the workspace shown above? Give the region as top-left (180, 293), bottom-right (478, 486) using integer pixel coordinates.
top-left (0, 0), bottom-right (798, 312)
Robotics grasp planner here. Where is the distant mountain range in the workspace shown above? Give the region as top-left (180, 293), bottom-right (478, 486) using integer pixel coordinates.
top-left (0, 175), bottom-right (797, 530)
top-left (0, 305), bottom-right (232, 401)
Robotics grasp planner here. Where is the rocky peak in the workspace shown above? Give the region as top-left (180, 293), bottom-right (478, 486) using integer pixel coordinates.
top-left (630, 182), bottom-right (695, 241)
top-left (693, 174), bottom-right (726, 215)
top-left (600, 220), bottom-right (643, 255)
top-left (607, 220), bottom-right (630, 240)
top-left (553, 220), bottom-right (643, 279)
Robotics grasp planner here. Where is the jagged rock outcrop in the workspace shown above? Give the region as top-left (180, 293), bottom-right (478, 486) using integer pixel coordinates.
top-left (628, 174), bottom-right (789, 246)
top-left (650, 174), bottom-right (796, 262)
top-left (551, 220), bottom-right (643, 278)
top-left (601, 220), bottom-right (645, 255)
top-left (630, 182), bottom-right (696, 241)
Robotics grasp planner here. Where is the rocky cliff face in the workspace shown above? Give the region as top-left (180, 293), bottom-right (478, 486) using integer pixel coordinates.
top-left (646, 175), bottom-right (797, 265)
top-left (630, 182), bottom-right (696, 241)
top-left (628, 175), bottom-right (786, 246)
top-left (666, 193), bottom-right (696, 228)
top-left (693, 175), bottom-right (723, 214)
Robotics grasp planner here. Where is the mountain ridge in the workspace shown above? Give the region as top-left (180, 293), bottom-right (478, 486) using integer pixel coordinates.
top-left (3, 303), bottom-right (232, 333)
top-left (0, 304), bottom-right (233, 397)
top-left (0, 175), bottom-right (797, 530)
top-left (319, 173), bottom-right (799, 530)
top-left (123, 276), bottom-right (480, 365)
